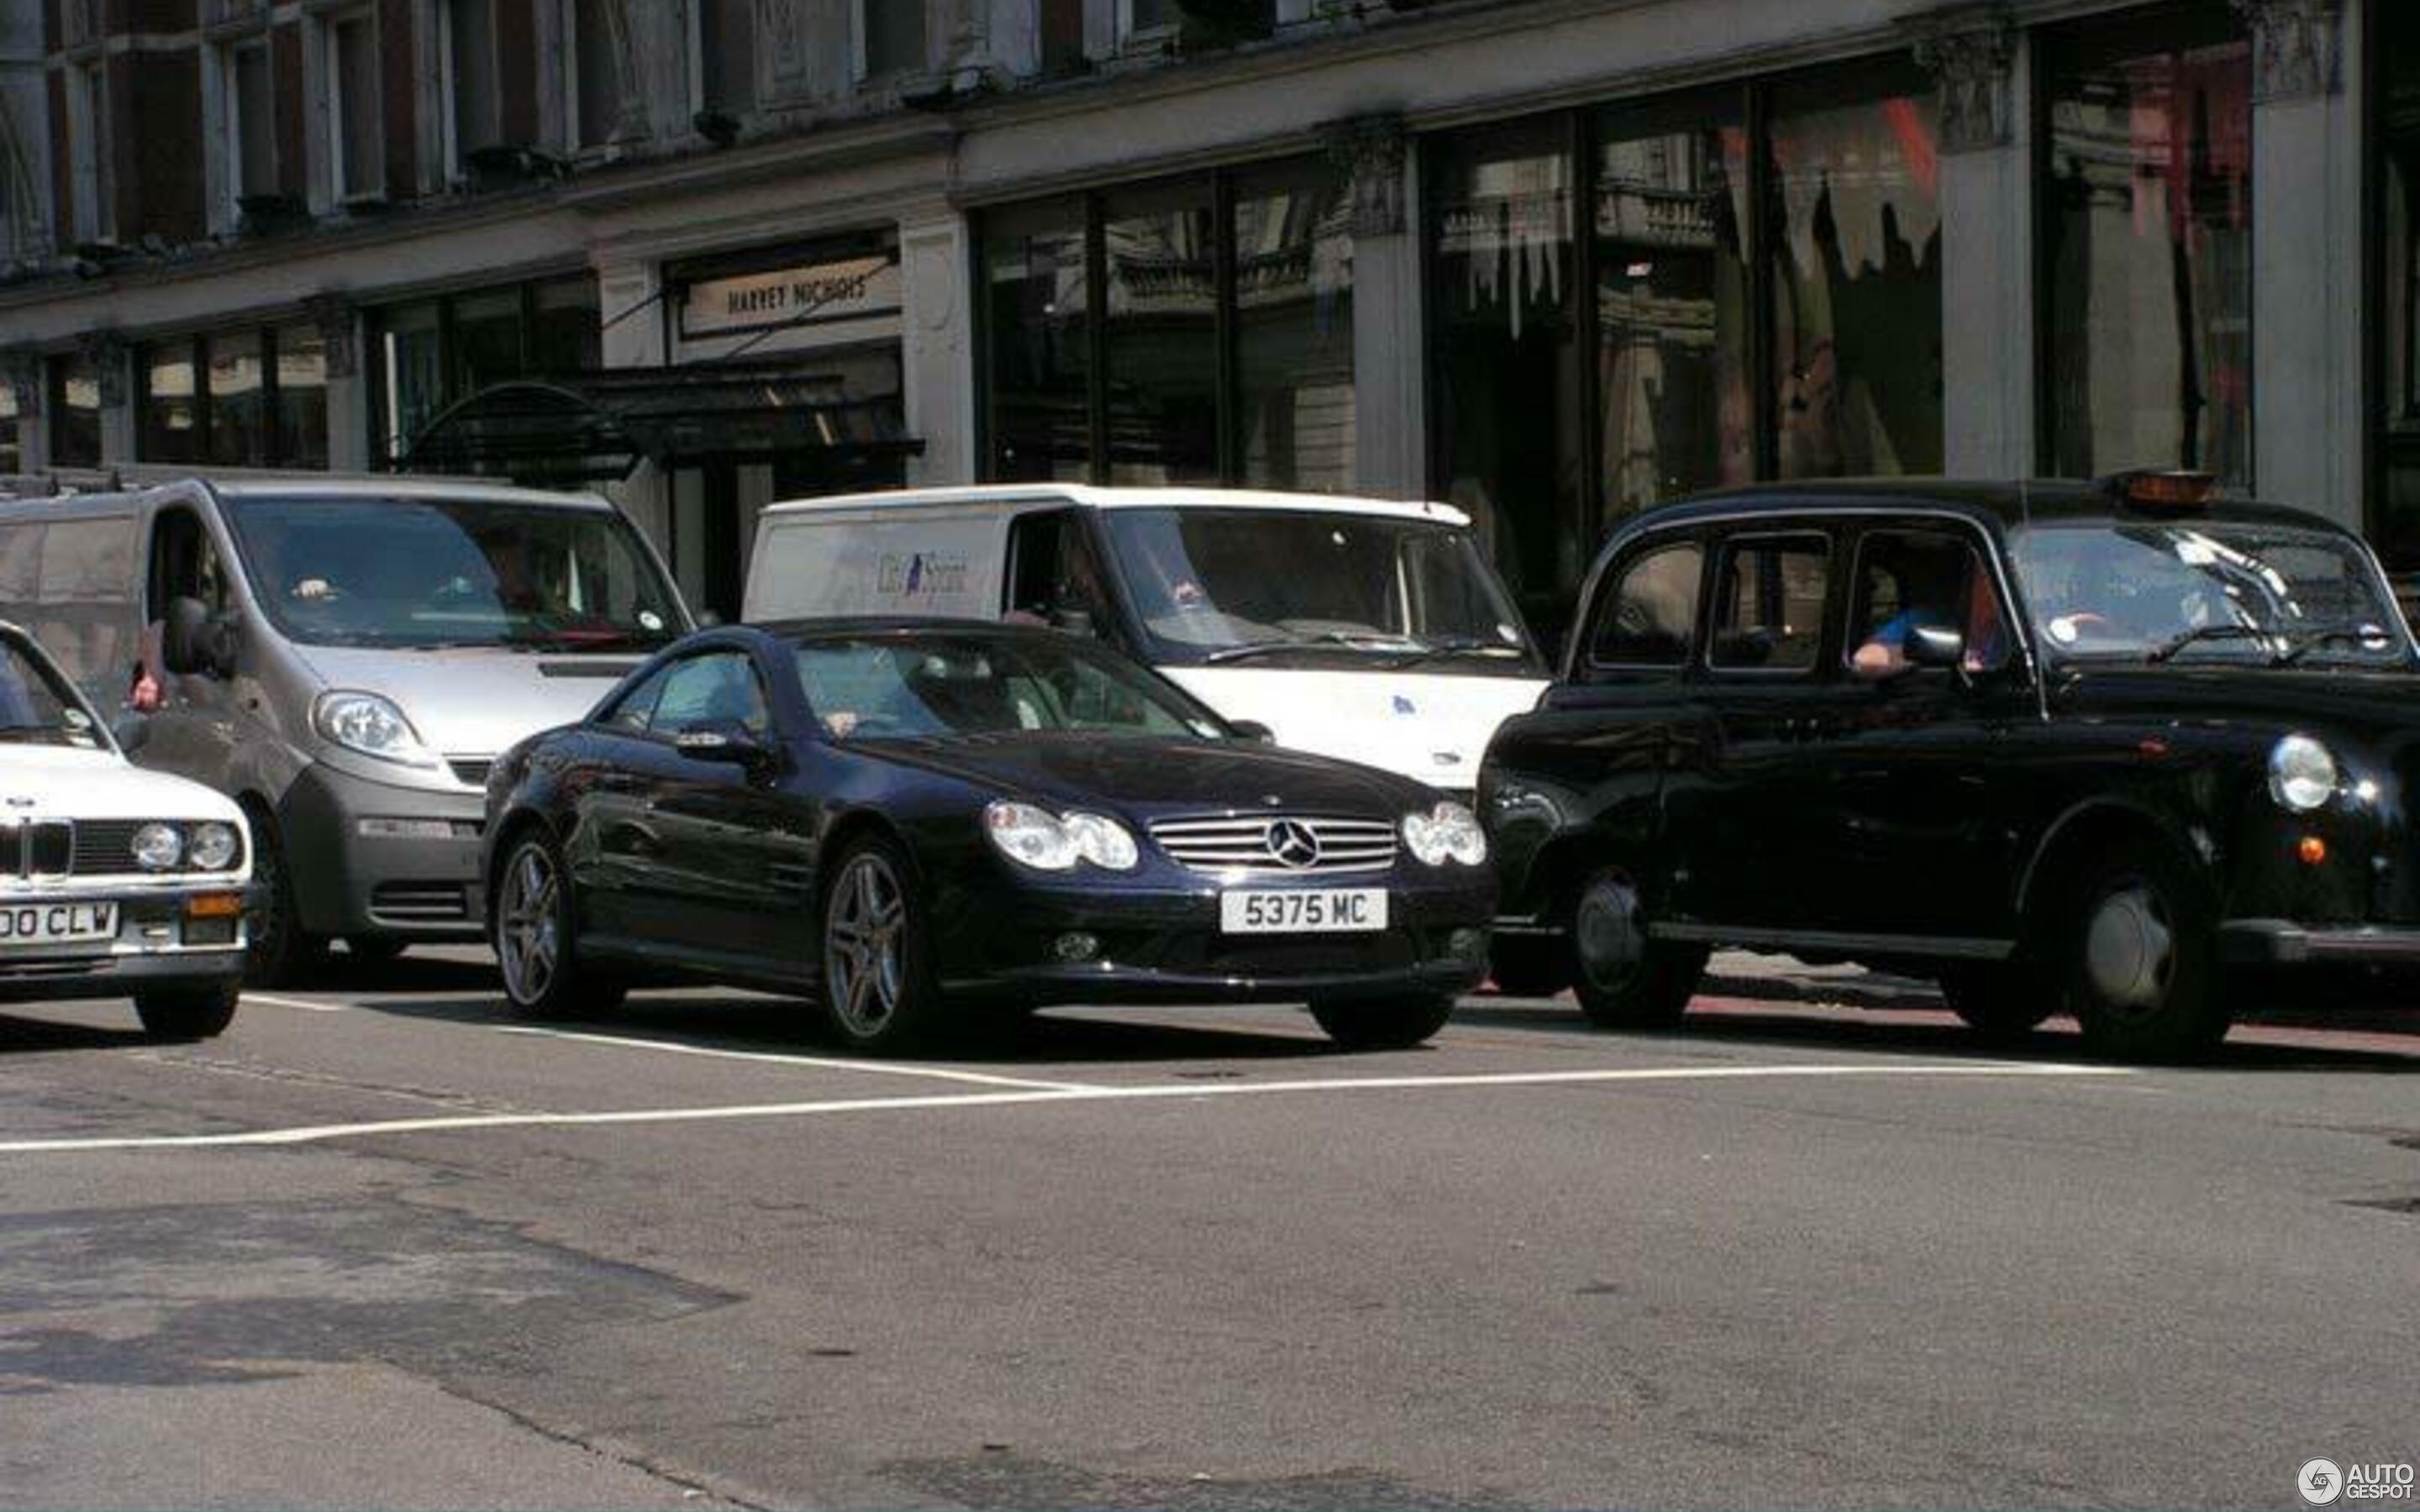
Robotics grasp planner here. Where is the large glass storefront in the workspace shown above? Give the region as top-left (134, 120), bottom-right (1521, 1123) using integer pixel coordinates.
top-left (1430, 58), bottom-right (1941, 630)
top-left (45, 353), bottom-right (100, 468)
top-left (2040, 4), bottom-right (2252, 486)
top-left (136, 322), bottom-right (329, 469)
top-left (980, 153), bottom-right (1355, 491)
top-left (368, 273), bottom-right (600, 467)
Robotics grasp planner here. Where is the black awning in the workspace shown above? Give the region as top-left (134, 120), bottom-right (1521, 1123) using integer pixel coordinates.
top-left (397, 365), bottom-right (923, 484)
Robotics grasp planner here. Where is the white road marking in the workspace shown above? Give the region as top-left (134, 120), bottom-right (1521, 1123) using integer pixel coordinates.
top-left (489, 1024), bottom-right (1102, 1092)
top-left (241, 993), bottom-right (354, 1015)
top-left (0, 1060), bottom-right (2130, 1155)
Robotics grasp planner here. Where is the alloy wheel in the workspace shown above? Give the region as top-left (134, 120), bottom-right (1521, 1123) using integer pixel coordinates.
top-left (826, 853), bottom-right (908, 1040)
top-left (497, 842), bottom-right (561, 1007)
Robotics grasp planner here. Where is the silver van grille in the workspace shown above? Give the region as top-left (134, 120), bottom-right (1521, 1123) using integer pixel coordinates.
top-left (1148, 815), bottom-right (1397, 876)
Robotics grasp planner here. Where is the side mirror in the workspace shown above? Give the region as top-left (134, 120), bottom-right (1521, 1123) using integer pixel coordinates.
top-left (674, 720), bottom-right (773, 770)
top-left (1228, 719), bottom-right (1276, 744)
top-left (161, 596), bottom-right (238, 680)
top-left (1903, 624), bottom-right (1967, 671)
top-left (1049, 605), bottom-right (1097, 638)
top-left (695, 609), bottom-right (725, 629)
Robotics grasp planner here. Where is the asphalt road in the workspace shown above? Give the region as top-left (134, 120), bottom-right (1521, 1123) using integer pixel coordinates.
top-left (1, 949), bottom-right (2414, 1510)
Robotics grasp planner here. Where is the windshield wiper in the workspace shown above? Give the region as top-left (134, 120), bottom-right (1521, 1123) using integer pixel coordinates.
top-left (1381, 638), bottom-right (1529, 670)
top-left (2144, 623), bottom-right (2282, 665)
top-left (1202, 632), bottom-right (1421, 664)
top-left (2272, 626), bottom-right (2402, 666)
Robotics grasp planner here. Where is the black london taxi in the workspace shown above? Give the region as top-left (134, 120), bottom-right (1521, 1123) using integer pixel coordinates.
top-left (1480, 474), bottom-right (2420, 1059)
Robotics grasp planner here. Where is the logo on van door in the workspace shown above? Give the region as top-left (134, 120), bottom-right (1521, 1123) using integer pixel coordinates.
top-left (1392, 695), bottom-right (1417, 716)
top-left (876, 551), bottom-right (970, 601)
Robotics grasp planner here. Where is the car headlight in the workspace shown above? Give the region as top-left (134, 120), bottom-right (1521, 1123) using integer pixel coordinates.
top-left (132, 822), bottom-right (183, 871)
top-left (2269, 734), bottom-right (2338, 812)
top-left (983, 802), bottom-right (1138, 872)
top-left (187, 821), bottom-right (240, 871)
top-left (313, 690), bottom-right (438, 768)
top-left (1402, 801), bottom-right (1488, 867)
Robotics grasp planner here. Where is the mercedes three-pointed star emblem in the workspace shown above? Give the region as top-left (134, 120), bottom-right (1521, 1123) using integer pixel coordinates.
top-left (1265, 819), bottom-right (1321, 870)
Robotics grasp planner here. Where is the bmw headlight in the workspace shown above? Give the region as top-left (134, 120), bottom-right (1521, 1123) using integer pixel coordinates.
top-left (2269, 734), bottom-right (2338, 812)
top-left (1402, 801), bottom-right (1488, 867)
top-left (132, 822), bottom-right (183, 871)
top-left (984, 802), bottom-right (1138, 873)
top-left (187, 821), bottom-right (240, 871)
top-left (313, 690), bottom-right (438, 768)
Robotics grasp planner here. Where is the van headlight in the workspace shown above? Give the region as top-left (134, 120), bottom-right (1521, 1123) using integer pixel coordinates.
top-left (188, 822), bottom-right (240, 871)
top-left (132, 822), bottom-right (183, 871)
top-left (983, 802), bottom-right (1137, 872)
top-left (313, 691), bottom-right (438, 768)
top-left (2269, 735), bottom-right (2338, 812)
top-left (1402, 801), bottom-right (1488, 867)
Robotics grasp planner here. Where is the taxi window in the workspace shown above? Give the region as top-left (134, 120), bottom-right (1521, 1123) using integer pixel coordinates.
top-left (1709, 535), bottom-right (1830, 672)
top-left (1848, 529), bottom-right (2012, 675)
top-left (1589, 541), bottom-right (1702, 669)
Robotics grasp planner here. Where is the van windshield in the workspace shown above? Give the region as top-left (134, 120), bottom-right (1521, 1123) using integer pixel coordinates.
top-left (219, 496), bottom-right (682, 653)
top-left (1096, 508), bottom-right (1541, 672)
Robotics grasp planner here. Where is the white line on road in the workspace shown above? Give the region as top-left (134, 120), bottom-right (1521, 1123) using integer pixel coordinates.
top-left (489, 1024), bottom-right (1103, 1092)
top-left (0, 1060), bottom-right (2130, 1155)
top-left (240, 993), bottom-right (354, 1014)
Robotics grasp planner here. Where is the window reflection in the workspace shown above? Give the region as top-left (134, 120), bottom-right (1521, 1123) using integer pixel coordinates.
top-left (1234, 160), bottom-right (1355, 491)
top-left (1104, 181), bottom-right (1220, 485)
top-left (2044, 12), bottom-right (2251, 485)
top-left (981, 200), bottom-right (1092, 482)
top-left (142, 346), bottom-right (202, 465)
top-left (207, 330), bottom-right (266, 468)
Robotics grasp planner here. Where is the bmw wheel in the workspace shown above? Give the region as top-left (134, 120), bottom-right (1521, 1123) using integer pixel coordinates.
top-left (134, 983), bottom-right (239, 1041)
top-left (822, 837), bottom-right (950, 1053)
top-left (493, 830), bottom-right (623, 1021)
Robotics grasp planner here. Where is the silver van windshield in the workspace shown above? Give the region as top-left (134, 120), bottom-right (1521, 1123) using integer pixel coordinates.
top-left (218, 496), bottom-right (681, 653)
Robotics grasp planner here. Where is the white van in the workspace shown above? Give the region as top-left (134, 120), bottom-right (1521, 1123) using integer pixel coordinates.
top-left (743, 486), bottom-right (1549, 795)
top-left (0, 475), bottom-right (690, 983)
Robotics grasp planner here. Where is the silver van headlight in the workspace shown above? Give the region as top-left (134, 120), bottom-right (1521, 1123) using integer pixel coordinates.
top-left (2268, 735), bottom-right (2338, 812)
top-left (313, 690), bottom-right (439, 768)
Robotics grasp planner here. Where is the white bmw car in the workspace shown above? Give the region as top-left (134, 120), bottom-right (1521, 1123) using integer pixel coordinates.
top-left (0, 622), bottom-right (251, 1038)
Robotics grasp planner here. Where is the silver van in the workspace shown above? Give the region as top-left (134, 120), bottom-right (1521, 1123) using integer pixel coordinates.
top-left (0, 476), bottom-right (689, 982)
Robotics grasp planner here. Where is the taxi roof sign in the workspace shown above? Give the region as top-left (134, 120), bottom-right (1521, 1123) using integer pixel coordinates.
top-left (2101, 470), bottom-right (2220, 511)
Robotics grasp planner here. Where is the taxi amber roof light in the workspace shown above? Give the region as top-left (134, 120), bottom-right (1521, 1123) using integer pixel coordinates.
top-left (2102, 470), bottom-right (2219, 511)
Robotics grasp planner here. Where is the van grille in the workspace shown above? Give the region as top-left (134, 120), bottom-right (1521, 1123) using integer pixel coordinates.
top-left (369, 881), bottom-right (473, 923)
top-left (446, 758), bottom-right (494, 789)
top-left (1148, 815), bottom-right (1397, 876)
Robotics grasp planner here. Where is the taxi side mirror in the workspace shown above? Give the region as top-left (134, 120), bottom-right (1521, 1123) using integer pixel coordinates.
top-left (1903, 624), bottom-right (1966, 670)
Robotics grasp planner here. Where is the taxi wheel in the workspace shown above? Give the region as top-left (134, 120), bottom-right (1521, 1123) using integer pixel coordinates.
top-left (1938, 963), bottom-right (2059, 1042)
top-left (1569, 866), bottom-right (1705, 1030)
top-left (821, 837), bottom-right (950, 1054)
top-left (493, 830), bottom-right (623, 1021)
top-left (2060, 843), bottom-right (2231, 1061)
top-left (244, 808), bottom-right (327, 988)
top-left (1310, 993), bottom-right (1455, 1051)
top-left (1486, 939), bottom-right (1571, 998)
top-left (134, 984), bottom-right (239, 1041)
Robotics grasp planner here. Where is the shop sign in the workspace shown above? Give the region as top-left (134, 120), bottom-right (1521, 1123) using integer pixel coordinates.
top-left (678, 254), bottom-right (902, 339)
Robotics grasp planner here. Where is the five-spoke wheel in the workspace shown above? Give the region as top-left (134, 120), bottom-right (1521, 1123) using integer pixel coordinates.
top-left (821, 837), bottom-right (945, 1052)
top-left (493, 829), bottom-right (621, 1020)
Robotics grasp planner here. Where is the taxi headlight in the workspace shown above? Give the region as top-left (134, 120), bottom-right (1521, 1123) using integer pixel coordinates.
top-left (1402, 801), bottom-right (1488, 867)
top-left (187, 821), bottom-right (240, 871)
top-left (2269, 735), bottom-right (2338, 812)
top-left (313, 690), bottom-right (438, 768)
top-left (132, 822), bottom-right (183, 871)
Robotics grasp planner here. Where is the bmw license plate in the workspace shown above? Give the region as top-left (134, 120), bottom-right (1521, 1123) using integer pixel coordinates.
top-left (1219, 889), bottom-right (1388, 935)
top-left (0, 901), bottom-right (116, 947)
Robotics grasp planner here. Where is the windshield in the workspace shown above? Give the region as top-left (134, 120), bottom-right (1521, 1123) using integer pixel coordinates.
top-left (0, 636), bottom-right (107, 749)
top-left (220, 496), bottom-right (683, 653)
top-left (793, 634), bottom-right (1228, 743)
top-left (1096, 508), bottom-right (1540, 671)
top-left (2009, 522), bottom-right (2413, 668)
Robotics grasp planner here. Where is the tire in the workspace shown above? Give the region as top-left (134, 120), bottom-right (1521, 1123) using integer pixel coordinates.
top-left (1939, 962), bottom-right (2059, 1042)
top-left (134, 983), bottom-right (239, 1041)
top-left (1486, 939), bottom-right (1570, 998)
top-left (244, 806), bottom-right (326, 988)
top-left (344, 937), bottom-right (407, 965)
top-left (1310, 993), bottom-right (1455, 1051)
top-left (2059, 841), bottom-right (2231, 1061)
top-left (492, 827), bottom-right (624, 1021)
top-left (820, 835), bottom-right (952, 1053)
top-left (1568, 865), bottom-right (1706, 1031)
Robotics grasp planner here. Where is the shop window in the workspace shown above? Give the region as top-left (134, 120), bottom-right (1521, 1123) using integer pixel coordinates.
top-left (697, 0), bottom-right (755, 115)
top-left (1429, 118), bottom-right (1582, 628)
top-left (1104, 180), bottom-right (1220, 485)
top-left (2042, 8), bottom-right (2251, 486)
top-left (1767, 63), bottom-right (1943, 480)
top-left (981, 199), bottom-right (1094, 482)
top-left (141, 345), bottom-right (203, 465)
top-left (48, 354), bottom-right (102, 468)
top-left (375, 300), bottom-right (446, 465)
top-left (445, 0), bottom-right (501, 171)
top-left (571, 0), bottom-right (624, 150)
top-left (276, 323), bottom-right (329, 470)
top-left (0, 381), bottom-right (18, 475)
top-left (370, 276), bottom-right (602, 465)
top-left (860, 0), bottom-right (926, 80)
top-left (1596, 92), bottom-right (1752, 525)
top-left (1233, 158), bottom-right (1355, 492)
top-left (530, 277), bottom-right (602, 375)
top-left (206, 332), bottom-right (267, 467)
top-left (455, 289), bottom-right (528, 395)
top-left (2380, 0), bottom-right (2420, 570)
top-left (328, 9), bottom-right (384, 200)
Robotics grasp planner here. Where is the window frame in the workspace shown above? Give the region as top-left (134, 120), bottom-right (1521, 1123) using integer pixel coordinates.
top-left (439, 0), bottom-right (502, 182)
top-left (67, 58), bottom-right (113, 244)
top-left (218, 34), bottom-right (278, 225)
top-left (642, 648), bottom-right (776, 744)
top-left (1839, 522), bottom-right (2012, 679)
top-left (1581, 532), bottom-right (1707, 678)
top-left (1702, 528), bottom-right (1839, 679)
top-left (855, 0), bottom-right (929, 82)
top-left (324, 7), bottom-right (386, 203)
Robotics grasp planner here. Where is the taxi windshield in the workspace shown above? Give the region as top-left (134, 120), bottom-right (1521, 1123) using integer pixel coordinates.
top-left (1096, 508), bottom-right (1540, 672)
top-left (2008, 522), bottom-right (2413, 668)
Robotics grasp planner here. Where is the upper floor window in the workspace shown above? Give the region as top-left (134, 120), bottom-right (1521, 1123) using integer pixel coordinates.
top-left (859, 0), bottom-right (928, 81)
top-left (66, 60), bottom-right (111, 244)
top-left (327, 9), bottom-right (385, 201)
top-left (696, 0), bottom-right (754, 117)
top-left (444, 0), bottom-right (501, 174)
top-left (218, 37), bottom-right (277, 222)
top-left (569, 0), bottom-right (626, 150)
top-left (1123, 0), bottom-right (1178, 41)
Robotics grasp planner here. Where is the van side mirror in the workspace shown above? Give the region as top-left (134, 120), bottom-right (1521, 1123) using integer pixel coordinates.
top-left (1903, 624), bottom-right (1966, 671)
top-left (162, 596), bottom-right (237, 680)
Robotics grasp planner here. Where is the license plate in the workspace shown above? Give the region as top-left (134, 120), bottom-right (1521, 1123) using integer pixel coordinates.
top-left (1219, 889), bottom-right (1388, 935)
top-left (0, 900), bottom-right (117, 947)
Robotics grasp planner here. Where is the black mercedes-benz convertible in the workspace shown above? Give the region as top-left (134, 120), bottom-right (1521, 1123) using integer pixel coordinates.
top-left (481, 621), bottom-right (1494, 1052)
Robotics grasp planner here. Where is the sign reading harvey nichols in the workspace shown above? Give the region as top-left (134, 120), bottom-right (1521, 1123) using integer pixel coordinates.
top-left (679, 253), bottom-right (903, 339)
